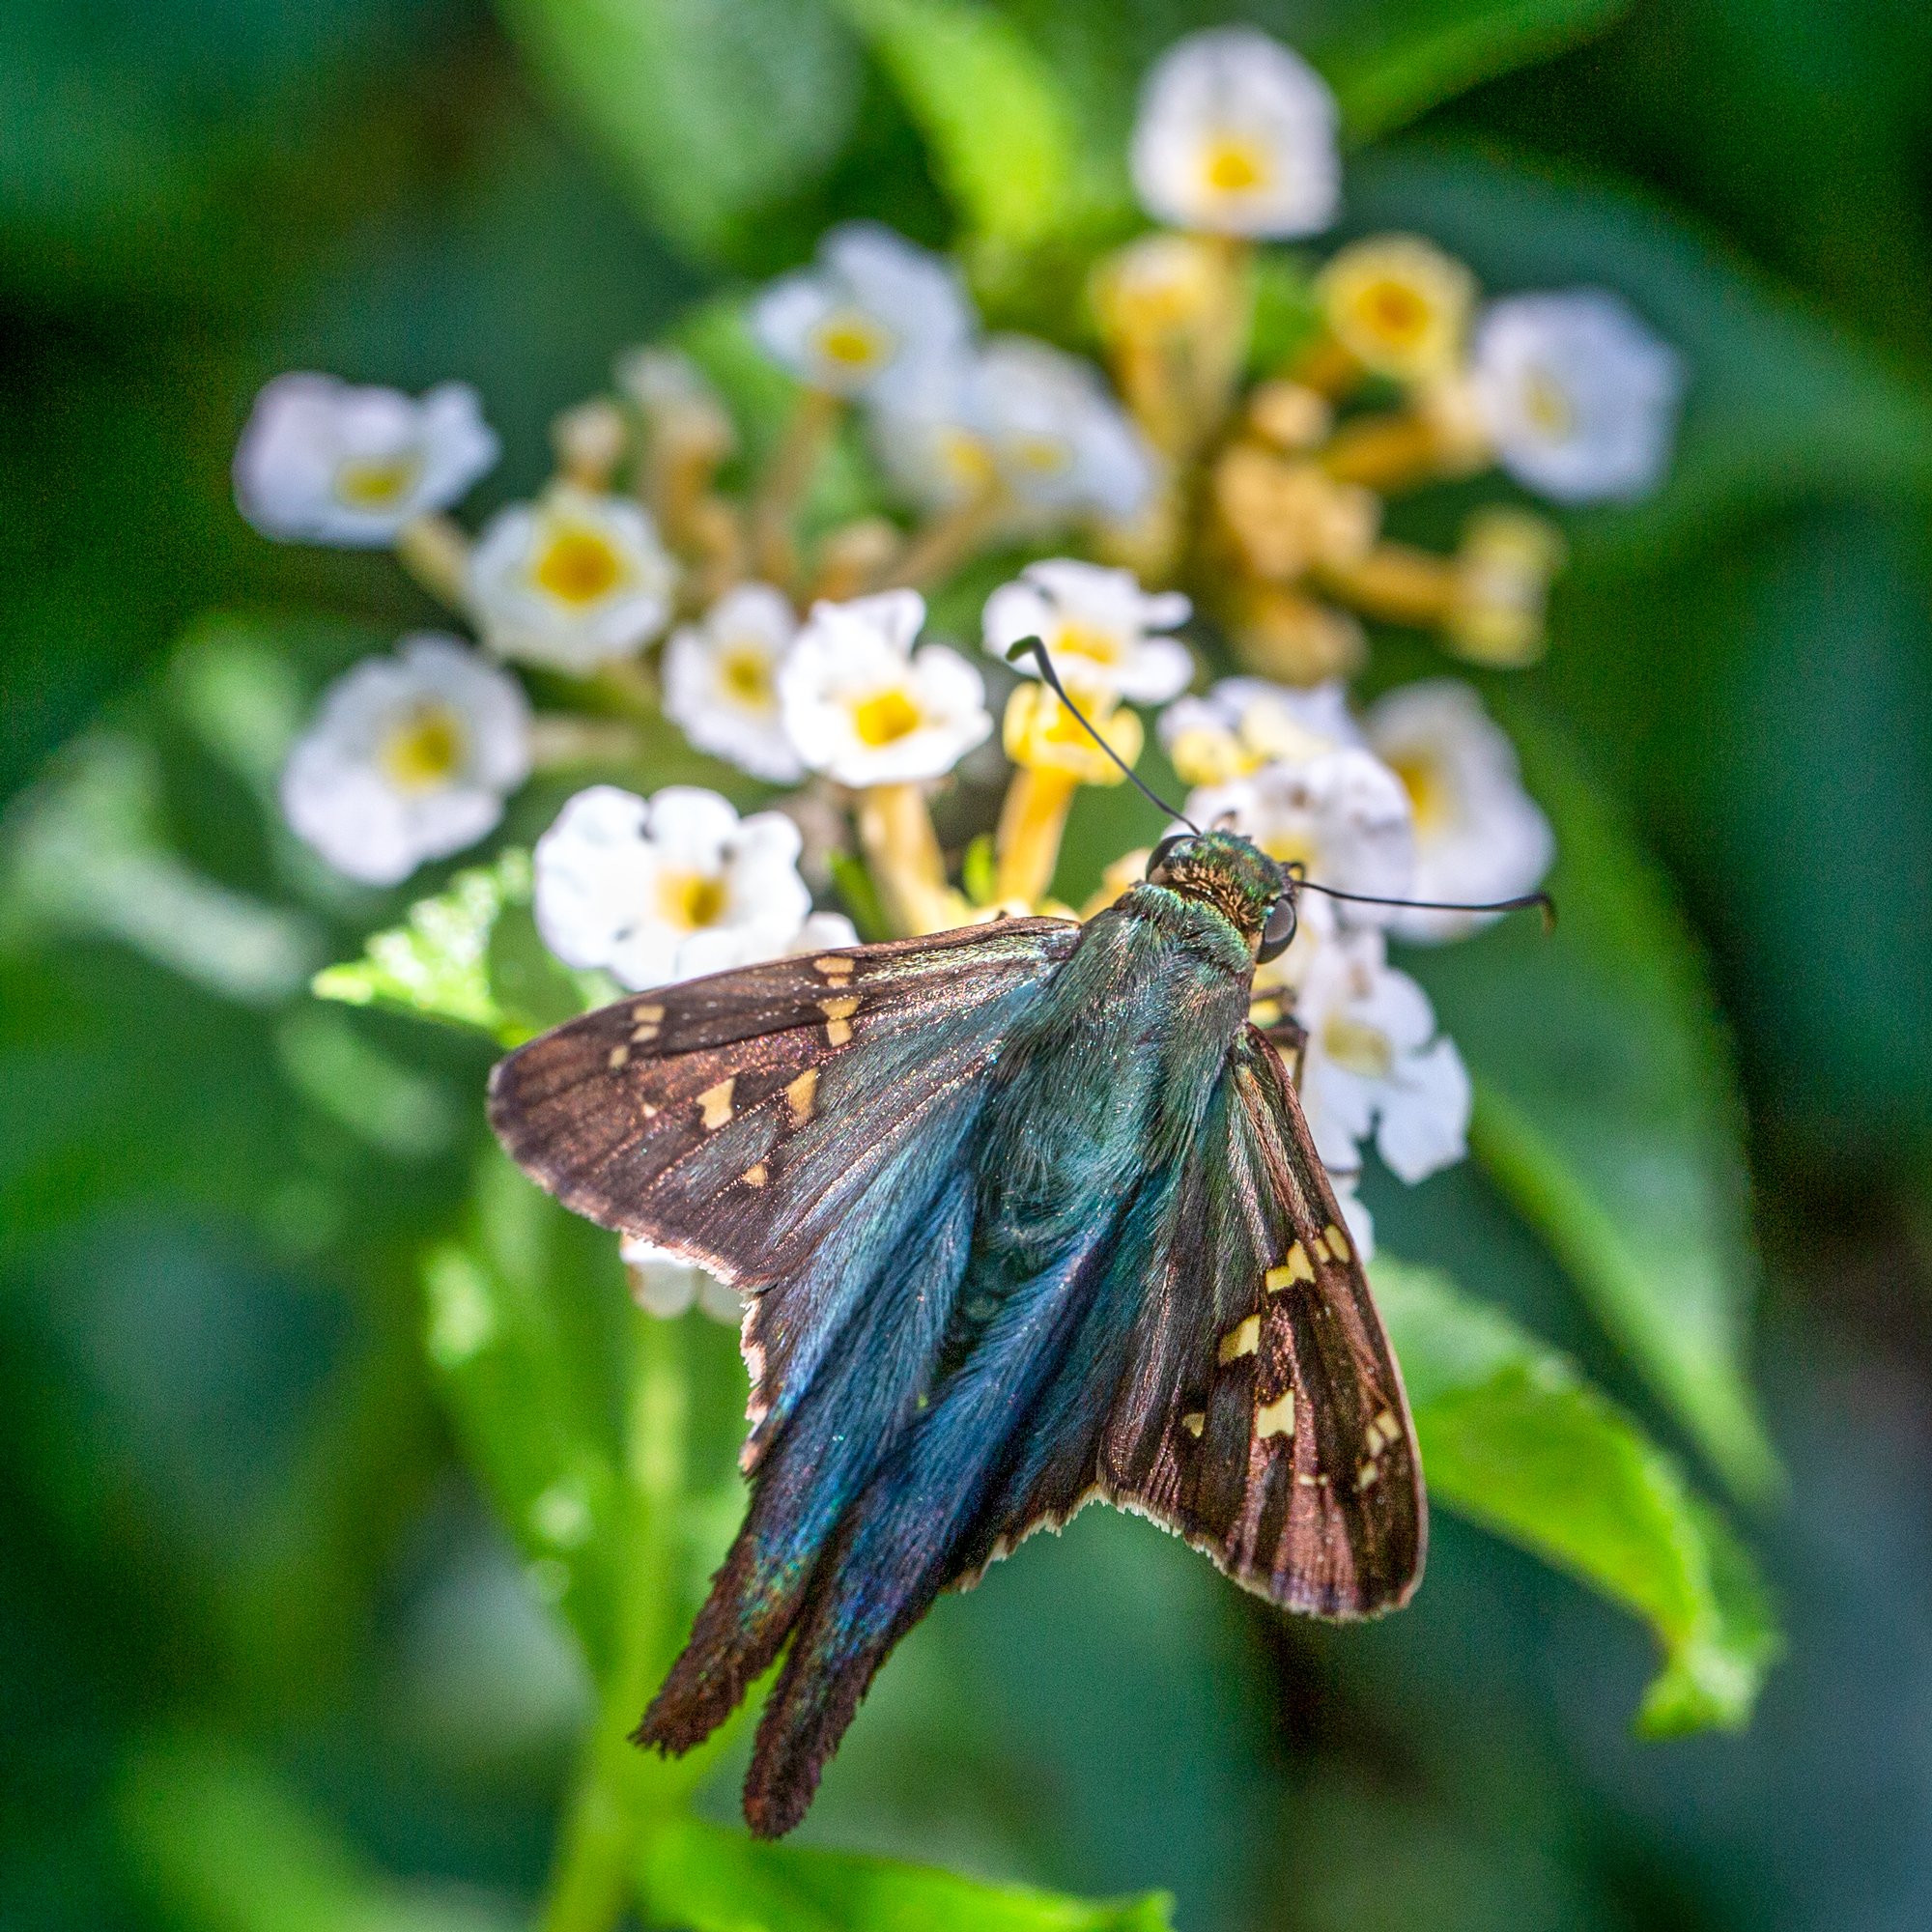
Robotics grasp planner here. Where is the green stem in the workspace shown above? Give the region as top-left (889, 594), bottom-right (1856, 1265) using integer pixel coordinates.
top-left (538, 1312), bottom-right (696, 1932)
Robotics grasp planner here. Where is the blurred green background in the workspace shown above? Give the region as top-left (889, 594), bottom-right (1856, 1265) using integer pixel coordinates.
top-left (7, 3), bottom-right (1932, 1929)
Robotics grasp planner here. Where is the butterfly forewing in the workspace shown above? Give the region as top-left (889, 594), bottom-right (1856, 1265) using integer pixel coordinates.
top-left (953, 1024), bottom-right (1423, 1618)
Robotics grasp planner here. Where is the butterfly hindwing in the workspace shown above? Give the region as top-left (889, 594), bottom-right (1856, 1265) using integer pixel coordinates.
top-left (953, 1023), bottom-right (1424, 1618)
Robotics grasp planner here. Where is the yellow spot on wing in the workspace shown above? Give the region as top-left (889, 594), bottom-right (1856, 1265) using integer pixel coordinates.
top-left (1325, 1222), bottom-right (1351, 1264)
top-left (1355, 1459), bottom-right (1379, 1491)
top-left (819, 994), bottom-right (859, 1047)
top-left (742, 1162), bottom-right (769, 1188)
top-left (1180, 1411), bottom-right (1206, 1439)
top-left (1217, 1314), bottom-right (1261, 1365)
top-left (697, 1078), bottom-right (735, 1130)
top-left (631, 1023), bottom-right (660, 1043)
top-left (633, 1003), bottom-right (665, 1023)
top-left (814, 955), bottom-right (855, 980)
top-left (608, 1044), bottom-right (630, 1069)
top-left (1266, 1241), bottom-right (1314, 1291)
top-left (784, 1067), bottom-right (818, 1126)
top-left (1312, 1232), bottom-right (1331, 1263)
top-left (1256, 1392), bottom-right (1295, 1439)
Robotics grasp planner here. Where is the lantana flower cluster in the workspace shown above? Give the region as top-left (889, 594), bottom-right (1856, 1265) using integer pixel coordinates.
top-left (243, 26), bottom-right (1678, 1307)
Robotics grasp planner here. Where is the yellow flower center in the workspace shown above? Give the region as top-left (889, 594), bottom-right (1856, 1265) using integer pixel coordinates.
top-left (1053, 621), bottom-right (1125, 669)
top-left (1202, 133), bottom-right (1269, 194)
top-left (938, 429), bottom-right (999, 491)
top-left (534, 526), bottom-right (625, 606)
top-left (1008, 434), bottom-right (1070, 475)
top-left (658, 869), bottom-right (728, 930)
top-left (1260, 831), bottom-right (1316, 870)
top-left (1390, 753), bottom-right (1451, 837)
top-left (1354, 278), bottom-right (1434, 349)
top-left (380, 702), bottom-right (467, 792)
top-left (814, 310), bottom-right (890, 371)
top-left (335, 452), bottom-right (422, 509)
top-left (718, 642), bottom-right (777, 712)
top-left (851, 687), bottom-right (923, 748)
top-left (1522, 368), bottom-right (1575, 439)
top-left (1321, 1014), bottom-right (1394, 1080)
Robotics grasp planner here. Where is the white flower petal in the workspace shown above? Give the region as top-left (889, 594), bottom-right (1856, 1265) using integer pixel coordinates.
top-left (532, 782), bottom-right (831, 992)
top-left (1471, 289), bottom-right (1684, 504)
top-left (236, 375), bottom-right (497, 546)
top-left (1365, 678), bottom-right (1554, 941)
top-left (1130, 28), bottom-right (1341, 239)
top-left (469, 484), bottom-right (678, 672)
top-left (278, 633), bottom-right (529, 886)
top-left (663, 583), bottom-right (804, 783)
top-left (1377, 1037), bottom-right (1472, 1183)
top-left (982, 558), bottom-right (1193, 704)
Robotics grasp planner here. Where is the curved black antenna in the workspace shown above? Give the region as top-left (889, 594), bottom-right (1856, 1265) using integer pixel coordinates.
top-left (1006, 637), bottom-right (1199, 833)
top-left (1285, 862), bottom-right (1555, 930)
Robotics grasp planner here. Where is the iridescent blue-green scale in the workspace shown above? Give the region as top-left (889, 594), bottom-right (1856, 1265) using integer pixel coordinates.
top-left (736, 883), bottom-right (1255, 1831)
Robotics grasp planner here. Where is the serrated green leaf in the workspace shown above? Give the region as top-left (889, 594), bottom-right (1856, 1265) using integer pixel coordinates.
top-left (1323, 0), bottom-right (1632, 142)
top-left (639, 1815), bottom-right (1173, 1932)
top-left (1376, 1257), bottom-right (1779, 1731)
top-left (493, 0), bottom-right (865, 258)
top-left (833, 0), bottom-right (1114, 247)
top-left (1401, 694), bottom-right (1780, 1504)
top-left (312, 850), bottom-right (530, 1045)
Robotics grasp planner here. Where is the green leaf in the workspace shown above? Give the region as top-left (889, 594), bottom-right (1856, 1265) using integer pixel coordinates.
top-left (422, 1147), bottom-right (634, 1671)
top-left (313, 849), bottom-right (535, 1046)
top-left (832, 0), bottom-right (1111, 247)
top-left (639, 1815), bottom-right (1173, 1932)
top-left (493, 0), bottom-right (865, 258)
top-left (0, 729), bottom-right (324, 1004)
top-left (117, 1735), bottom-right (516, 1932)
top-left (1375, 1257), bottom-right (1780, 1732)
top-left (1400, 694), bottom-right (1780, 1504)
top-left (1322, 0), bottom-right (1632, 142)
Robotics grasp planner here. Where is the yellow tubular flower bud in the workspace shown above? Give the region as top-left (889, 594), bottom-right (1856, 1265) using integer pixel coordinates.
top-left (1446, 508), bottom-right (1567, 667)
top-left (1316, 236), bottom-right (1476, 385)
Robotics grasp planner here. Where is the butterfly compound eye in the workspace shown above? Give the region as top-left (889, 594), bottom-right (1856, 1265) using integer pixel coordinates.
top-left (1146, 834), bottom-right (1188, 879)
top-left (1256, 894), bottom-right (1298, 963)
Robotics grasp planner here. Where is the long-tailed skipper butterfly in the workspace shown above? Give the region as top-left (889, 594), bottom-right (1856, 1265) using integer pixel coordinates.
top-left (488, 639), bottom-right (1549, 1837)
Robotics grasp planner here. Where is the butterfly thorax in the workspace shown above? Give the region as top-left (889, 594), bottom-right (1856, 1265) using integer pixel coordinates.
top-left (947, 884), bottom-right (1256, 1354)
top-left (1143, 828), bottom-right (1285, 952)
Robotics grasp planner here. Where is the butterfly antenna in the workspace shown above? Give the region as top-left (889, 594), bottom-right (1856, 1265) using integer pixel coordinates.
top-left (1006, 637), bottom-right (1198, 832)
top-left (1286, 863), bottom-right (1555, 931)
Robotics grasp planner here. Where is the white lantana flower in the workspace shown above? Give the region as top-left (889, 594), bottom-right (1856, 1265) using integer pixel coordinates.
top-left (1187, 750), bottom-right (1413, 921)
top-left (235, 375), bottom-right (497, 546)
top-left (1160, 675), bottom-right (1362, 784)
top-left (533, 784), bottom-right (852, 991)
top-left (873, 338), bottom-right (1156, 526)
top-left (1364, 680), bottom-right (1554, 941)
top-left (280, 635), bottom-right (530, 887)
top-left (780, 590), bottom-right (993, 787)
top-left (620, 1238), bottom-right (748, 1325)
top-left (1295, 928), bottom-right (1471, 1183)
top-left (468, 484), bottom-right (677, 672)
top-left (1130, 28), bottom-right (1341, 239)
top-left (982, 560), bottom-right (1192, 704)
top-left (1470, 290), bottom-right (1684, 503)
top-left (752, 222), bottom-right (975, 405)
top-left (663, 583), bottom-right (804, 783)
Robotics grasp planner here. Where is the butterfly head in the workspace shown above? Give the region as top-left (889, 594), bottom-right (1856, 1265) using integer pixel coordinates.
top-left (1145, 828), bottom-right (1298, 963)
